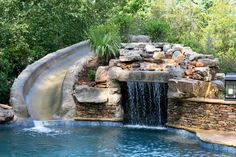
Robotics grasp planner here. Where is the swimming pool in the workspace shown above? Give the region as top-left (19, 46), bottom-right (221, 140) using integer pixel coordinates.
top-left (0, 122), bottom-right (233, 157)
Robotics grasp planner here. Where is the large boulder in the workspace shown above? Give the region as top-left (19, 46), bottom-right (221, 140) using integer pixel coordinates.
top-left (181, 47), bottom-right (193, 55)
top-left (74, 85), bottom-right (108, 103)
top-left (189, 52), bottom-right (201, 61)
top-left (163, 44), bottom-right (172, 52)
top-left (141, 63), bottom-right (158, 71)
top-left (192, 67), bottom-right (210, 81)
top-left (172, 51), bottom-right (185, 64)
top-left (119, 55), bottom-right (142, 62)
top-left (153, 51), bottom-right (165, 60)
top-left (108, 89), bottom-right (122, 105)
top-left (196, 58), bottom-right (218, 67)
top-left (119, 49), bottom-right (143, 62)
top-left (189, 53), bottom-right (214, 61)
top-left (168, 78), bottom-right (200, 98)
top-left (172, 44), bottom-right (183, 51)
top-left (108, 59), bottom-right (120, 67)
top-left (119, 49), bottom-right (143, 56)
top-left (145, 44), bottom-right (161, 53)
top-left (197, 81), bottom-right (219, 98)
top-left (168, 67), bottom-right (185, 78)
top-left (166, 49), bottom-right (174, 56)
top-left (95, 66), bottom-right (109, 83)
top-left (107, 67), bottom-right (129, 82)
top-left (0, 104), bottom-right (14, 123)
top-left (211, 80), bottom-right (224, 91)
top-left (168, 78), bottom-right (219, 98)
top-left (120, 43), bottom-right (136, 50)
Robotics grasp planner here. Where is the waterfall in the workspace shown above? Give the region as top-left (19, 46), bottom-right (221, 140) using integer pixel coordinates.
top-left (122, 82), bottom-right (168, 126)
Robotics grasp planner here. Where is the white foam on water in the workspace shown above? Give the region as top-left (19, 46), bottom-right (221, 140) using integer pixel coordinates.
top-left (23, 121), bottom-right (61, 134)
top-left (124, 125), bottom-right (167, 130)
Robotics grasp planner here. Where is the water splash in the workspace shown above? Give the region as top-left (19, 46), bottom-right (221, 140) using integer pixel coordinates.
top-left (23, 121), bottom-right (61, 134)
top-left (124, 125), bottom-right (167, 130)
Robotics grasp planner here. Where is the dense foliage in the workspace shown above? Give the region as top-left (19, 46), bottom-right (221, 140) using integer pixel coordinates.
top-left (151, 0), bottom-right (236, 73)
top-left (0, 0), bottom-right (125, 103)
top-left (0, 0), bottom-right (235, 103)
top-left (87, 23), bottom-right (121, 64)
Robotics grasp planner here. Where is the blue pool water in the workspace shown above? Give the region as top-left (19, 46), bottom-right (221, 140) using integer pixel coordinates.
top-left (0, 125), bottom-right (233, 157)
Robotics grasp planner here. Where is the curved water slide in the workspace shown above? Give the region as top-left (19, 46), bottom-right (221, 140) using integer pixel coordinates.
top-left (10, 41), bottom-right (91, 120)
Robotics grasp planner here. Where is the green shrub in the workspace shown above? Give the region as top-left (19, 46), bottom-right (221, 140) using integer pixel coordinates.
top-left (143, 19), bottom-right (170, 42)
top-left (112, 13), bottom-right (140, 42)
top-left (88, 69), bottom-right (96, 81)
top-left (87, 23), bottom-right (121, 64)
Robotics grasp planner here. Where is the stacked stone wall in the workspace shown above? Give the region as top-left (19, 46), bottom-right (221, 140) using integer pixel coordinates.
top-left (168, 99), bottom-right (236, 132)
top-left (76, 102), bottom-right (117, 118)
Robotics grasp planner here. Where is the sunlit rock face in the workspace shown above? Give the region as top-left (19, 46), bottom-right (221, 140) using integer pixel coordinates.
top-left (74, 85), bottom-right (108, 103)
top-left (74, 37), bottom-right (222, 120)
top-left (95, 66), bottom-right (109, 83)
top-left (168, 78), bottom-right (219, 99)
top-left (115, 41), bottom-right (221, 99)
top-left (117, 42), bottom-right (218, 81)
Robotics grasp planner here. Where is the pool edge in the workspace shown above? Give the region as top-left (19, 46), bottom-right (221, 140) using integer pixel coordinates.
top-left (0, 120), bottom-right (236, 154)
top-left (166, 124), bottom-right (236, 155)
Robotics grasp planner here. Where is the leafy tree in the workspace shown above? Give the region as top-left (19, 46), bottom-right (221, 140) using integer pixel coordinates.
top-left (199, 0), bottom-right (236, 72)
top-left (150, 0), bottom-right (236, 73)
top-left (199, 0), bottom-right (236, 53)
top-left (0, 0), bottom-right (125, 103)
top-left (0, 0), bottom-right (235, 103)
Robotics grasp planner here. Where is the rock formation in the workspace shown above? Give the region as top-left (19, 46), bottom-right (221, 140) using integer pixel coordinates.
top-left (73, 38), bottom-right (223, 119)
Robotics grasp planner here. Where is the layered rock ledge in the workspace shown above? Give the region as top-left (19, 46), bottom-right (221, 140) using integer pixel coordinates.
top-left (73, 40), bottom-right (222, 121)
